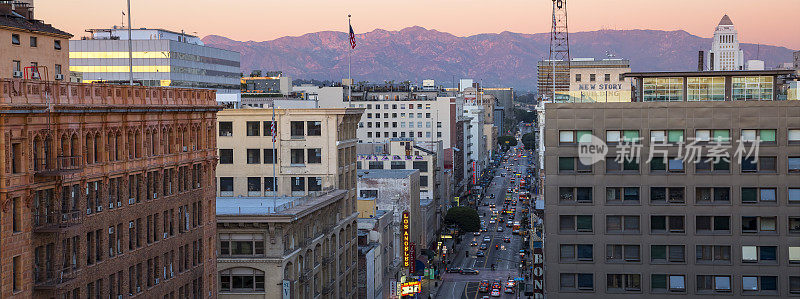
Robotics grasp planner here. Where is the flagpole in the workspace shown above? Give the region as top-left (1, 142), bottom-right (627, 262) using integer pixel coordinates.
top-left (272, 104), bottom-right (277, 212)
top-left (348, 14), bottom-right (352, 103)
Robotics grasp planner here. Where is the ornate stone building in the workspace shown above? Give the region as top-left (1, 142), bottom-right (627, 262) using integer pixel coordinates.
top-left (0, 79), bottom-right (219, 298)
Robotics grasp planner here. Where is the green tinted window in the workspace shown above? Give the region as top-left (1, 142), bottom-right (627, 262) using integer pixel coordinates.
top-left (759, 130), bottom-right (776, 142)
top-left (623, 130), bottom-right (639, 142)
top-left (576, 130), bottom-right (592, 143)
top-left (668, 130), bottom-right (684, 143)
top-left (712, 130), bottom-right (730, 142)
top-left (713, 159), bottom-right (729, 171)
top-left (559, 157), bottom-right (575, 171)
top-left (623, 160), bottom-right (639, 171)
top-left (741, 188), bottom-right (757, 202)
top-left (651, 274), bottom-right (667, 289)
top-left (651, 245), bottom-right (666, 260)
top-left (650, 157), bottom-right (666, 171)
top-left (576, 216), bottom-right (592, 231)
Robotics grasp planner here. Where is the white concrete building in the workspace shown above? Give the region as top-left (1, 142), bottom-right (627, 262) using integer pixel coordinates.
top-left (463, 105), bottom-right (486, 182)
top-left (707, 14), bottom-right (744, 71)
top-left (294, 85), bottom-right (345, 107)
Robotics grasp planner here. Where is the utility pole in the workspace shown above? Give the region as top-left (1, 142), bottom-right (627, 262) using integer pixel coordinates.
top-left (127, 0), bottom-right (133, 85)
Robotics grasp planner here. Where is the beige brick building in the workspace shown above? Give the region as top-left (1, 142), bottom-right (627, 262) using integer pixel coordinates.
top-left (215, 108), bottom-right (363, 299)
top-left (1, 1), bottom-right (71, 81)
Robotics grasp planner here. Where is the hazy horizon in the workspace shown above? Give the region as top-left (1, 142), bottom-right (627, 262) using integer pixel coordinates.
top-left (39, 0), bottom-right (799, 49)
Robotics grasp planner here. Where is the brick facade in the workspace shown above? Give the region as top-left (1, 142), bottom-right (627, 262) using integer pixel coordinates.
top-left (0, 79), bottom-right (219, 298)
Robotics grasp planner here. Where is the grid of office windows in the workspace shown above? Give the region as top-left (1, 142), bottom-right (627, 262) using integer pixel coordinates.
top-left (732, 76), bottom-right (773, 101)
top-left (687, 77), bottom-right (725, 101)
top-left (643, 77), bottom-right (683, 102)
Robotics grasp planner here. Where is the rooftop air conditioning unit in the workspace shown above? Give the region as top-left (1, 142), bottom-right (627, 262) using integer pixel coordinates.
top-left (12, 71), bottom-right (22, 78)
top-left (55, 74), bottom-right (64, 80)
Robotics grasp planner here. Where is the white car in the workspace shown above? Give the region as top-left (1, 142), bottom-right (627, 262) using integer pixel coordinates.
top-left (491, 289), bottom-right (501, 297)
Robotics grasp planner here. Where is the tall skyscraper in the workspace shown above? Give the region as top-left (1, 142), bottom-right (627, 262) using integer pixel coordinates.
top-left (707, 14), bottom-right (744, 71)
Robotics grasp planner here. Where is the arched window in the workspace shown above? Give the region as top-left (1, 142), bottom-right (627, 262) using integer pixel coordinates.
top-left (162, 128), bottom-right (169, 154)
top-left (85, 133), bottom-right (94, 164)
top-left (93, 134), bottom-right (101, 163)
top-left (134, 130), bottom-right (141, 158)
top-left (70, 134), bottom-right (79, 166)
top-left (33, 136), bottom-right (42, 171)
top-left (218, 268), bottom-right (265, 292)
top-left (108, 132), bottom-right (117, 161)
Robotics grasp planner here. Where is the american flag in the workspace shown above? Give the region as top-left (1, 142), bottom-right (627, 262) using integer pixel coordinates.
top-left (271, 107), bottom-right (276, 143)
top-left (349, 21), bottom-right (356, 49)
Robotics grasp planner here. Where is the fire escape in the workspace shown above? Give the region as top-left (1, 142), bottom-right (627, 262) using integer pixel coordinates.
top-left (30, 78), bottom-right (83, 292)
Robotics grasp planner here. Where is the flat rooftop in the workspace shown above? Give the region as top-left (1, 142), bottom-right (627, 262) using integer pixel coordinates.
top-left (216, 189), bottom-right (346, 218)
top-left (357, 169), bottom-right (419, 179)
top-left (624, 69), bottom-right (796, 78)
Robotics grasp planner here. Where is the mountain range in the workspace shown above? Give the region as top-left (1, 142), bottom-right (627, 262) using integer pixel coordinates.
top-left (202, 26), bottom-right (797, 91)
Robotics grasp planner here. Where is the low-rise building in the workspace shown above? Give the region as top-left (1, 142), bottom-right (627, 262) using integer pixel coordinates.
top-left (1, 1), bottom-right (72, 80)
top-left (356, 169), bottom-right (421, 277)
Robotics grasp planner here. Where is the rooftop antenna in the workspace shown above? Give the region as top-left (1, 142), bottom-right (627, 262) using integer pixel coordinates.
top-left (548, 0), bottom-right (570, 101)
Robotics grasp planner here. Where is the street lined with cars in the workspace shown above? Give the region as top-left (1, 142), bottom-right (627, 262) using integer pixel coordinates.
top-left (436, 145), bottom-right (533, 298)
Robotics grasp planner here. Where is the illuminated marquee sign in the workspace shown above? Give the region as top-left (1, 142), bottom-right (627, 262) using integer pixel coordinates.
top-left (400, 281), bottom-right (421, 295)
top-left (532, 247), bottom-right (544, 298)
top-left (402, 211), bottom-right (411, 268)
top-left (472, 161), bottom-right (477, 184)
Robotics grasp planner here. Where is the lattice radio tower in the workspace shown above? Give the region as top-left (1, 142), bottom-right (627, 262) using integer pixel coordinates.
top-left (548, 0), bottom-right (570, 101)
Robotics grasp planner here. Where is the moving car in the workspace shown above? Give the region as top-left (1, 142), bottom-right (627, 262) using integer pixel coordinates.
top-left (473, 231), bottom-right (481, 236)
top-left (446, 267), bottom-right (461, 273)
top-left (504, 287), bottom-right (514, 294)
top-left (504, 237), bottom-right (511, 243)
top-left (476, 251), bottom-right (485, 257)
top-left (479, 280), bottom-right (490, 292)
top-left (483, 236), bottom-right (491, 242)
top-left (497, 227), bottom-right (504, 232)
top-left (460, 268), bottom-right (479, 275)
top-left (506, 280), bottom-right (516, 288)
top-left (491, 289), bottom-right (501, 297)
top-left (471, 241), bottom-right (478, 246)
top-left (479, 243), bottom-right (488, 250)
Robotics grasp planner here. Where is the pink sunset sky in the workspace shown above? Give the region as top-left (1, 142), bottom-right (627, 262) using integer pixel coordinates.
top-left (39, 0), bottom-right (799, 49)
